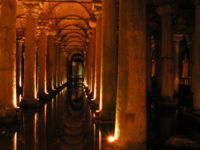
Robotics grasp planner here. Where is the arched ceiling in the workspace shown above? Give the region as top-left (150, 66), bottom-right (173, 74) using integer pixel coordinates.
top-left (16, 0), bottom-right (100, 54)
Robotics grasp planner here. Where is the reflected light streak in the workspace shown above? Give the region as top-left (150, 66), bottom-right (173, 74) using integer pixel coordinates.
top-left (13, 132), bottom-right (17, 150)
top-left (99, 130), bottom-right (102, 150)
top-left (19, 94), bottom-right (22, 103)
top-left (44, 104), bottom-right (47, 127)
top-left (34, 113), bottom-right (38, 145)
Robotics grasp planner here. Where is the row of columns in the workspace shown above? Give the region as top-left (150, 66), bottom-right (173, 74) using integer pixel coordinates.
top-left (0, 1), bottom-right (68, 120)
top-left (85, 0), bottom-right (146, 149)
top-left (85, 0), bottom-right (200, 149)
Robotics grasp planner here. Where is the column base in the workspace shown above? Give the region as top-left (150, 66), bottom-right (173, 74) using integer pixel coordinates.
top-left (20, 99), bottom-right (41, 109)
top-left (157, 96), bottom-right (178, 108)
top-left (95, 110), bottom-right (115, 124)
top-left (0, 107), bottom-right (18, 124)
top-left (38, 93), bottom-right (49, 101)
top-left (17, 86), bottom-right (23, 94)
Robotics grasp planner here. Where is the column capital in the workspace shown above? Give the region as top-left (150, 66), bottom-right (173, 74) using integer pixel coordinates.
top-left (89, 15), bottom-right (97, 28)
top-left (23, 2), bottom-right (42, 19)
top-left (17, 38), bottom-right (25, 45)
top-left (37, 20), bottom-right (49, 34)
top-left (92, 0), bottom-right (102, 18)
top-left (173, 34), bottom-right (184, 43)
top-left (48, 28), bottom-right (57, 36)
top-left (157, 5), bottom-right (173, 16)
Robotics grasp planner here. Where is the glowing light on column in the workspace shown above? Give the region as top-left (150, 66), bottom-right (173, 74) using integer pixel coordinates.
top-left (107, 136), bottom-right (115, 143)
top-left (13, 87), bottom-right (17, 108)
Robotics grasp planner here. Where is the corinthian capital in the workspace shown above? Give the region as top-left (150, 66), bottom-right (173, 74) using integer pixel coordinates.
top-left (23, 2), bottom-right (42, 19)
top-left (92, 0), bottom-right (102, 17)
top-left (37, 20), bottom-right (49, 33)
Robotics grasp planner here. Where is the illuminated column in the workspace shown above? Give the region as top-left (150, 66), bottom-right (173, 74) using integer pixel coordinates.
top-left (100, 0), bottom-right (117, 120)
top-left (83, 51), bottom-right (88, 85)
top-left (63, 52), bottom-right (69, 84)
top-left (47, 35), bottom-right (56, 92)
top-left (87, 38), bottom-right (91, 90)
top-left (22, 2), bottom-right (42, 105)
top-left (60, 45), bottom-right (65, 85)
top-left (90, 29), bottom-right (96, 97)
top-left (16, 38), bottom-right (24, 90)
top-left (157, 5), bottom-right (174, 98)
top-left (192, 1), bottom-right (200, 110)
top-left (38, 22), bottom-right (48, 98)
top-left (87, 44), bottom-right (91, 89)
top-left (173, 34), bottom-right (183, 94)
top-left (94, 13), bottom-right (102, 104)
top-left (55, 42), bottom-right (61, 88)
top-left (115, 0), bottom-right (146, 149)
top-left (0, 0), bottom-right (17, 120)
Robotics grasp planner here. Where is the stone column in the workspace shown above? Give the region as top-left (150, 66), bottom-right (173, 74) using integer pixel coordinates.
top-left (38, 22), bottom-right (48, 98)
top-left (100, 0), bottom-right (117, 120)
top-left (22, 2), bottom-right (42, 106)
top-left (47, 35), bottom-right (56, 92)
top-left (90, 29), bottom-right (96, 98)
top-left (0, 0), bottom-right (17, 122)
top-left (59, 45), bottom-right (65, 86)
top-left (173, 34), bottom-right (183, 94)
top-left (16, 38), bottom-right (24, 90)
top-left (56, 42), bottom-right (61, 88)
top-left (87, 40), bottom-right (92, 90)
top-left (63, 52), bottom-right (69, 84)
top-left (83, 51), bottom-right (88, 85)
top-left (115, 0), bottom-right (146, 149)
top-left (192, 1), bottom-right (200, 110)
top-left (157, 5), bottom-right (174, 99)
top-left (94, 13), bottom-right (102, 104)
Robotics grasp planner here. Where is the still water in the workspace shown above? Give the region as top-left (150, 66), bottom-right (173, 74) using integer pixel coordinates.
top-left (0, 85), bottom-right (199, 150)
top-left (0, 87), bottom-right (90, 150)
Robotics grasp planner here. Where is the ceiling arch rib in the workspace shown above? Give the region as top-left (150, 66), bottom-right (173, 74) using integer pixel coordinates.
top-left (51, 2), bottom-right (91, 20)
top-left (65, 41), bottom-right (86, 47)
top-left (58, 24), bottom-right (88, 35)
top-left (56, 15), bottom-right (90, 28)
top-left (16, 0), bottom-right (96, 56)
top-left (64, 36), bottom-right (86, 43)
top-left (61, 32), bottom-right (88, 41)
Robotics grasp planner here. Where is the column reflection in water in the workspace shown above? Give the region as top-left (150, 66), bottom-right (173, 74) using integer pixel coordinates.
top-left (92, 121), bottom-right (115, 150)
top-left (0, 127), bottom-right (16, 150)
top-left (38, 104), bottom-right (47, 150)
top-left (0, 87), bottom-right (68, 150)
top-left (23, 111), bottom-right (36, 150)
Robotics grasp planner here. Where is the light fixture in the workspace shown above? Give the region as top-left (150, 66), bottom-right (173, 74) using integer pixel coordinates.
top-left (107, 136), bottom-right (115, 143)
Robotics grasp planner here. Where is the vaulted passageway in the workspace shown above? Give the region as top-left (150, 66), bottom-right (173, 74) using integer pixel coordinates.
top-left (0, 0), bottom-right (200, 150)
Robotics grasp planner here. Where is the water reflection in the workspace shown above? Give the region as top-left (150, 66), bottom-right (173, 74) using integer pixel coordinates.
top-left (0, 87), bottom-right (67, 150)
top-left (0, 84), bottom-right (189, 150)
